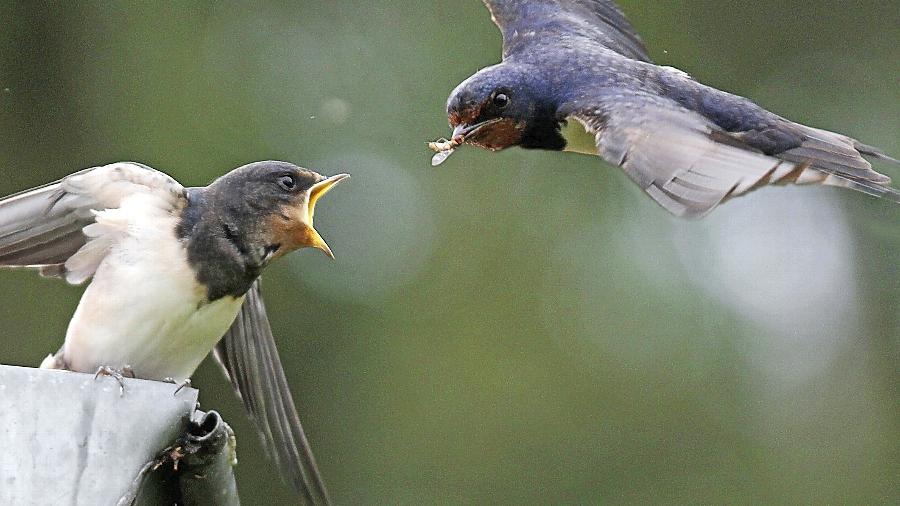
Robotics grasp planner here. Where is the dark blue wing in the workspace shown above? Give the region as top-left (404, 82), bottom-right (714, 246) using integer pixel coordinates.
top-left (214, 280), bottom-right (331, 505)
top-left (564, 89), bottom-right (899, 217)
top-left (483, 0), bottom-right (650, 61)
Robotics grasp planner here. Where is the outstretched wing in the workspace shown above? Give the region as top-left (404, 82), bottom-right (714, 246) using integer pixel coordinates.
top-left (0, 162), bottom-right (186, 282)
top-left (483, 0), bottom-right (650, 61)
top-left (213, 280), bottom-right (330, 506)
top-left (566, 92), bottom-right (900, 217)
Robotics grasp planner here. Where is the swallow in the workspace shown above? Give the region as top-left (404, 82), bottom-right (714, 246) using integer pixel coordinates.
top-left (433, 0), bottom-right (899, 216)
top-left (0, 160), bottom-right (348, 504)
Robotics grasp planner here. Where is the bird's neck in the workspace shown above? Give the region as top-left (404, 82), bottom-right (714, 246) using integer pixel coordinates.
top-left (177, 189), bottom-right (263, 302)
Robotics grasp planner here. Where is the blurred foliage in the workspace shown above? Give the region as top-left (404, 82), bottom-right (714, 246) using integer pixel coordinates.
top-left (0, 1), bottom-right (898, 504)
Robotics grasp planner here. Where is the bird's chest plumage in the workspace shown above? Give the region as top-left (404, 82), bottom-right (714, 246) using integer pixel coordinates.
top-left (63, 198), bottom-right (245, 380)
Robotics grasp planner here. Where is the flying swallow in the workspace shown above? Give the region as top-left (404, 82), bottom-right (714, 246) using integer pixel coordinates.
top-left (0, 160), bottom-right (348, 504)
top-left (433, 0), bottom-right (899, 216)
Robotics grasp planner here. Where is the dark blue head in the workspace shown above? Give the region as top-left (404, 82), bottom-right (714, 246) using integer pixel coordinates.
top-left (200, 161), bottom-right (350, 262)
top-left (177, 161), bottom-right (349, 300)
top-left (444, 62), bottom-right (565, 151)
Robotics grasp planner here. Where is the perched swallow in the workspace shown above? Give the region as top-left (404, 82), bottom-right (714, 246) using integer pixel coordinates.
top-left (0, 161), bottom-right (348, 504)
top-left (434, 0), bottom-right (899, 216)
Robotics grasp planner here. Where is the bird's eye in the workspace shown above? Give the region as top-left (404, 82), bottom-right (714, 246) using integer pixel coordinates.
top-left (492, 93), bottom-right (510, 109)
top-left (277, 175), bottom-right (296, 191)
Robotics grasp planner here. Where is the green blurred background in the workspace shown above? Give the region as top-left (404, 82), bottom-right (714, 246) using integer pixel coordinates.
top-left (1, 1), bottom-right (898, 503)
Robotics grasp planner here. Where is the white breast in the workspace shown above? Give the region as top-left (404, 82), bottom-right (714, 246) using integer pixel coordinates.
top-left (62, 193), bottom-right (244, 380)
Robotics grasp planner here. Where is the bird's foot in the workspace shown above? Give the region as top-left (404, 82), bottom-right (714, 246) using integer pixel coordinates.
top-left (162, 377), bottom-right (192, 396)
top-left (94, 365), bottom-right (134, 396)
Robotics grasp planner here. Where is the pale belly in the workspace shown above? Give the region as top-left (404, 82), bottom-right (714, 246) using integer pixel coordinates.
top-left (62, 212), bottom-right (244, 380)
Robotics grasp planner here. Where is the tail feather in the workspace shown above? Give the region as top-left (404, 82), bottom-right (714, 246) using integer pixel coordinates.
top-left (785, 127), bottom-right (892, 182)
top-left (855, 141), bottom-right (900, 166)
top-left (820, 171), bottom-right (900, 204)
top-left (777, 125), bottom-right (899, 203)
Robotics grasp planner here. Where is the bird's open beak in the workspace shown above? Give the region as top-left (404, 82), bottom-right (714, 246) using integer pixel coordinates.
top-left (430, 118), bottom-right (505, 166)
top-left (451, 118), bottom-right (503, 143)
top-left (302, 173), bottom-right (350, 259)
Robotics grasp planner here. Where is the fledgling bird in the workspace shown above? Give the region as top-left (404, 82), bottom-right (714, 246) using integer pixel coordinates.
top-left (433, 0), bottom-right (899, 216)
top-left (0, 160), bottom-right (347, 505)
